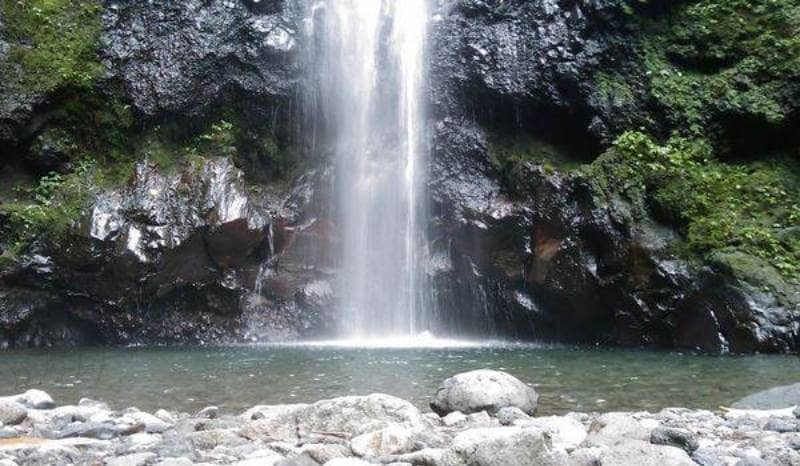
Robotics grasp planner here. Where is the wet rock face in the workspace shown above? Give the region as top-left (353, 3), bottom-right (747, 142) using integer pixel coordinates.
top-left (428, 118), bottom-right (617, 342)
top-left (427, 116), bottom-right (798, 352)
top-left (429, 0), bottom-right (636, 145)
top-left (103, 0), bottom-right (302, 116)
top-left (425, 1), bottom-right (799, 352)
top-left (240, 167), bottom-right (340, 343)
top-left (0, 1), bottom-right (304, 149)
top-left (0, 158), bottom-right (334, 347)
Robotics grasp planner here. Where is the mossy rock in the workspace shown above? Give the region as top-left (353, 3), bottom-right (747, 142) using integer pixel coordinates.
top-left (1, 0), bottom-right (105, 94)
top-left (27, 127), bottom-right (80, 170)
top-left (636, 0), bottom-right (800, 144)
top-left (709, 250), bottom-right (798, 306)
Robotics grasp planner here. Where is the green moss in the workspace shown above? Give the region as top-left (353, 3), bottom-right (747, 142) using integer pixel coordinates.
top-left (638, 0), bottom-right (800, 138)
top-left (88, 119), bottom-right (235, 188)
top-left (488, 134), bottom-right (584, 179)
top-left (587, 131), bottom-right (800, 281)
top-left (1, 0), bottom-right (105, 93)
top-left (710, 250), bottom-right (794, 298)
top-left (594, 71), bottom-right (636, 107)
top-left (1, 160), bottom-right (95, 251)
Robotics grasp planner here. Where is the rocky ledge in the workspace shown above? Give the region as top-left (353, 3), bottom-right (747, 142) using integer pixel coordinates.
top-left (1, 371), bottom-right (799, 466)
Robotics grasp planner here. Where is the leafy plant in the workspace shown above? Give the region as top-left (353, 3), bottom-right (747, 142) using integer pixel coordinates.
top-left (589, 131), bottom-right (800, 281)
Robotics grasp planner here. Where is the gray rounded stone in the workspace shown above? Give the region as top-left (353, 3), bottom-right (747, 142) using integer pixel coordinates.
top-left (18, 389), bottom-right (55, 409)
top-left (732, 383), bottom-right (800, 409)
top-left (650, 427), bottom-right (700, 453)
top-left (0, 401), bottom-right (27, 425)
top-left (430, 370), bottom-right (539, 416)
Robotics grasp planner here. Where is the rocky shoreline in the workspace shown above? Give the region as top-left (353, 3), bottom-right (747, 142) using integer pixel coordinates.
top-left (0, 371), bottom-right (798, 466)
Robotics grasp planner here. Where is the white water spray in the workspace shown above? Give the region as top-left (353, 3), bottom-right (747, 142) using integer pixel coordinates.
top-left (311, 0), bottom-right (431, 338)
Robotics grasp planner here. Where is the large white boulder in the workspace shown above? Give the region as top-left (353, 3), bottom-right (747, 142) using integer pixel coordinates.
top-left (242, 394), bottom-right (423, 443)
top-left (0, 389), bottom-right (55, 410)
top-left (430, 370), bottom-right (538, 416)
top-left (450, 427), bottom-right (567, 465)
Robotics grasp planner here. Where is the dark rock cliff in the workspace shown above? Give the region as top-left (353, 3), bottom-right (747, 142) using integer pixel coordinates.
top-left (0, 0), bottom-right (797, 352)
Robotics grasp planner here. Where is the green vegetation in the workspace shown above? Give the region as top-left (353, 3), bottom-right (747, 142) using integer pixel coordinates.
top-left (488, 133), bottom-right (584, 183)
top-left (584, 131), bottom-right (800, 281)
top-left (577, 0), bottom-right (800, 285)
top-left (639, 0), bottom-right (800, 138)
top-left (1, 0), bottom-right (105, 93)
top-left (0, 115), bottom-right (299, 261)
top-left (595, 71), bottom-right (637, 108)
top-left (1, 159), bottom-right (95, 257)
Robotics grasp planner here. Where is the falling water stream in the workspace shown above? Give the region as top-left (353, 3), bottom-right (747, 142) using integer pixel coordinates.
top-left (312, 0), bottom-right (431, 338)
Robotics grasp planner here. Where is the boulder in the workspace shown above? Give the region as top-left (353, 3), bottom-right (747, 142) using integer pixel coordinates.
top-left (56, 421), bottom-right (126, 440)
top-left (450, 427), bottom-right (567, 465)
top-left (120, 410), bottom-right (173, 434)
top-left (350, 425), bottom-right (416, 458)
top-left (243, 395), bottom-right (423, 443)
top-left (430, 370), bottom-right (538, 416)
top-left (590, 412), bottom-right (656, 441)
top-left (732, 383), bottom-right (800, 410)
top-left (13, 389), bottom-right (55, 410)
top-left (762, 418), bottom-right (799, 433)
top-left (650, 427), bottom-right (699, 453)
top-left (299, 444), bottom-right (350, 464)
top-left (154, 459), bottom-right (194, 466)
top-left (0, 402), bottom-right (26, 426)
top-left (575, 437), bottom-right (696, 466)
top-left (516, 416), bottom-right (587, 452)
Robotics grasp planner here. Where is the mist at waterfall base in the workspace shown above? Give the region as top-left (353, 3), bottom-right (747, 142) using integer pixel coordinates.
top-left (305, 0), bottom-right (434, 341)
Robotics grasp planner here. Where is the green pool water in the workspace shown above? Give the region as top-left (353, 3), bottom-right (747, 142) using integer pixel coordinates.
top-left (0, 342), bottom-right (797, 415)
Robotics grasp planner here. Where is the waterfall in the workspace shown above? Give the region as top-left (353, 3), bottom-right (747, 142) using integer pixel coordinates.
top-left (309, 0), bottom-right (431, 338)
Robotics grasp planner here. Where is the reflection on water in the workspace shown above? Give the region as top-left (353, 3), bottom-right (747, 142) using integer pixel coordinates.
top-left (0, 344), bottom-right (797, 415)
